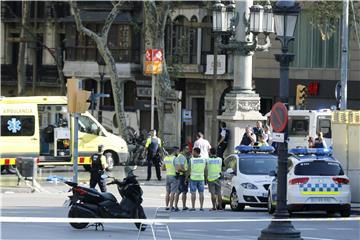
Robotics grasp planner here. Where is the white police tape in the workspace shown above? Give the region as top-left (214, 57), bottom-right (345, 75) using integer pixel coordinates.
top-left (1, 216), bottom-right (359, 223)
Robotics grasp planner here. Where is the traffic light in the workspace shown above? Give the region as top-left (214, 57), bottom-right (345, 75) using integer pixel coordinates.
top-left (296, 84), bottom-right (307, 108)
top-left (67, 77), bottom-right (91, 113)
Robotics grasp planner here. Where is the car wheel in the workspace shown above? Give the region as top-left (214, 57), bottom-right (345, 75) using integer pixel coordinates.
top-left (340, 209), bottom-right (351, 217)
top-left (221, 202), bottom-right (226, 210)
top-left (230, 190), bottom-right (245, 211)
top-left (267, 192), bottom-right (275, 214)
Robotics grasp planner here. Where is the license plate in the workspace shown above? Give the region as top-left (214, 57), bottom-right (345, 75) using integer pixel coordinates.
top-left (310, 197), bottom-right (333, 203)
top-left (262, 192), bottom-right (268, 197)
top-left (63, 199), bottom-right (71, 207)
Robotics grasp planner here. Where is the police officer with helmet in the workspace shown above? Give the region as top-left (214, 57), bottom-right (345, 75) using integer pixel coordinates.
top-left (90, 144), bottom-right (108, 192)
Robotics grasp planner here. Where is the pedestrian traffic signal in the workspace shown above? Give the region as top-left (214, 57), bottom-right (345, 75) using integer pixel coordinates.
top-left (296, 84), bottom-right (307, 109)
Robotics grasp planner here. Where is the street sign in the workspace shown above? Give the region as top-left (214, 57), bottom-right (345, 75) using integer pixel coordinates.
top-left (270, 102), bottom-right (288, 132)
top-left (272, 132), bottom-right (285, 143)
top-left (152, 49), bottom-right (163, 61)
top-left (145, 49), bottom-right (152, 61)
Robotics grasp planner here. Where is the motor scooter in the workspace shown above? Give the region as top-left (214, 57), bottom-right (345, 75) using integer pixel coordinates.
top-left (64, 167), bottom-right (146, 231)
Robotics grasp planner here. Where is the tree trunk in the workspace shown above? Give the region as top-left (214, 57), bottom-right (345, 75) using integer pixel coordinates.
top-left (17, 1), bottom-right (30, 96)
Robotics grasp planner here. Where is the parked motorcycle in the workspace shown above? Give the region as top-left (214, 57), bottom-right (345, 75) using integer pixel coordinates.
top-left (64, 166), bottom-right (146, 231)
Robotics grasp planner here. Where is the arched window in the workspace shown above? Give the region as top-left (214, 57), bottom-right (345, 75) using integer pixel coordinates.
top-left (189, 15), bottom-right (198, 64)
top-left (123, 81), bottom-right (137, 111)
top-left (201, 16), bottom-right (213, 65)
top-left (173, 15), bottom-right (190, 64)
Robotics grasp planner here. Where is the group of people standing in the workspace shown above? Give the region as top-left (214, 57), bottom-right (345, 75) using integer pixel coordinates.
top-left (162, 145), bottom-right (223, 212)
top-left (240, 121), bottom-right (271, 147)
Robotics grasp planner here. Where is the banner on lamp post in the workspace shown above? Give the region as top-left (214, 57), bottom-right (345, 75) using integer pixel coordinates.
top-left (144, 49), bottom-right (163, 75)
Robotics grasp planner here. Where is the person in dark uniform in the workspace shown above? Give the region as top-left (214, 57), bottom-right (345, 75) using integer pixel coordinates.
top-left (217, 122), bottom-right (230, 159)
top-left (90, 145), bottom-right (108, 192)
top-left (145, 129), bottom-right (162, 181)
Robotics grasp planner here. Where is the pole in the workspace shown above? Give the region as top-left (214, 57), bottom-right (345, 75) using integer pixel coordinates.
top-left (340, 0), bottom-right (349, 110)
top-left (73, 113), bottom-right (79, 183)
top-left (259, 52), bottom-right (301, 239)
top-left (99, 75), bottom-right (104, 124)
top-left (151, 74), bottom-right (155, 130)
top-left (212, 33), bottom-right (219, 145)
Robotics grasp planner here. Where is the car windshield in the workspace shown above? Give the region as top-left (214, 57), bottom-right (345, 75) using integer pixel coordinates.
top-left (294, 161), bottom-right (344, 176)
top-left (238, 157), bottom-right (277, 175)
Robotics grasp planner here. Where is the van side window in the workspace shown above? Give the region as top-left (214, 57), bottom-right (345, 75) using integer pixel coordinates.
top-left (1, 116), bottom-right (35, 136)
top-left (317, 117), bottom-right (332, 138)
top-left (288, 116), bottom-right (309, 136)
top-left (78, 116), bottom-right (100, 135)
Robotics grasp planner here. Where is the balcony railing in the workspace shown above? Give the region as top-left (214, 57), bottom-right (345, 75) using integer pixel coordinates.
top-left (65, 47), bottom-right (140, 64)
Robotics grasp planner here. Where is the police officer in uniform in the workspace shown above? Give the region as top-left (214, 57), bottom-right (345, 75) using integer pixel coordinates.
top-left (90, 145), bottom-right (108, 192)
top-left (217, 122), bottom-right (230, 159)
top-left (206, 148), bottom-right (223, 210)
top-left (189, 147), bottom-right (206, 211)
top-left (145, 129), bottom-right (162, 181)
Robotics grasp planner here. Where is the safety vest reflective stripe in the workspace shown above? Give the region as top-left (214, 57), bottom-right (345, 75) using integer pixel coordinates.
top-left (207, 157), bottom-right (222, 182)
top-left (164, 155), bottom-right (176, 176)
top-left (190, 157), bottom-right (206, 181)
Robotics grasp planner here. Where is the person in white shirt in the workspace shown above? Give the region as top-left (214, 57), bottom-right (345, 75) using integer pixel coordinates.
top-left (193, 132), bottom-right (211, 159)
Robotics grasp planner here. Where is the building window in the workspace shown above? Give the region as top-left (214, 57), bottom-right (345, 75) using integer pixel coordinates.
top-left (291, 12), bottom-right (341, 69)
top-left (65, 24), bottom-right (137, 63)
top-left (172, 16), bottom-right (190, 64)
top-left (124, 81), bottom-right (137, 111)
top-left (102, 80), bottom-right (114, 111)
top-left (201, 16), bottom-right (213, 66)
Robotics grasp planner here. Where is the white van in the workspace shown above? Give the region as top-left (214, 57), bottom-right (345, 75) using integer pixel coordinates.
top-left (0, 96), bottom-right (128, 172)
top-left (288, 109), bottom-right (332, 149)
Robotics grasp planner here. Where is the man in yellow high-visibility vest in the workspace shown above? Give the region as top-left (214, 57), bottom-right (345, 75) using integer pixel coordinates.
top-left (189, 147), bottom-right (206, 211)
top-left (162, 147), bottom-right (180, 211)
top-left (174, 144), bottom-right (190, 210)
top-left (205, 148), bottom-right (223, 210)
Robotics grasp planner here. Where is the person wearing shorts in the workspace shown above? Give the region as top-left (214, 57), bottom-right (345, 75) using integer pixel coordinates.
top-left (175, 145), bottom-right (190, 210)
top-left (206, 148), bottom-right (223, 210)
top-left (162, 148), bottom-right (180, 211)
top-left (189, 147), bottom-right (206, 211)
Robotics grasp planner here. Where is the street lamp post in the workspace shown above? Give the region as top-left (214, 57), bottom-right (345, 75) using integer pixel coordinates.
top-left (215, 0), bottom-right (274, 156)
top-left (259, 1), bottom-right (301, 239)
top-left (98, 58), bottom-right (106, 124)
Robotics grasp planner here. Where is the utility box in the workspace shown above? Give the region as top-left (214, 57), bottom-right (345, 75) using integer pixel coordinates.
top-left (16, 157), bottom-right (36, 178)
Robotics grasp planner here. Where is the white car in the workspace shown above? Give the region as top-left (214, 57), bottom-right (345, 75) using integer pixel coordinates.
top-left (268, 148), bottom-right (351, 217)
top-left (221, 146), bottom-right (278, 211)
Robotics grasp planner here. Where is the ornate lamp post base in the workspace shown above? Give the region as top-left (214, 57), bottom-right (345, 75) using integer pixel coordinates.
top-left (218, 91), bottom-right (266, 155)
top-left (258, 221), bottom-right (302, 240)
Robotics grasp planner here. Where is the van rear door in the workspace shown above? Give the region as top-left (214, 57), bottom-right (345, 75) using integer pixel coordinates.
top-left (0, 104), bottom-right (40, 159)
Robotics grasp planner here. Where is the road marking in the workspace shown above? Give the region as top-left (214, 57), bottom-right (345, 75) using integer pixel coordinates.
top-left (1, 216), bottom-right (359, 224)
top-left (327, 227), bottom-right (355, 231)
top-left (303, 237), bottom-right (339, 240)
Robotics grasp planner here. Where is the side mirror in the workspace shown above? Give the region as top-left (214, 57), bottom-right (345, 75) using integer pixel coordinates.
top-left (269, 170), bottom-right (277, 177)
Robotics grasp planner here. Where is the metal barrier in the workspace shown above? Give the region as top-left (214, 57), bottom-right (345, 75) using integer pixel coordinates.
top-left (137, 207), bottom-right (172, 240)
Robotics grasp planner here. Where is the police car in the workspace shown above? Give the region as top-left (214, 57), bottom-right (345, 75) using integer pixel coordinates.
top-left (267, 148), bottom-right (351, 217)
top-left (221, 146), bottom-right (277, 211)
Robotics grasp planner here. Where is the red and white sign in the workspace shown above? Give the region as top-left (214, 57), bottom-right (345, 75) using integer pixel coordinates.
top-left (152, 49), bottom-right (163, 62)
top-left (145, 49), bottom-right (152, 61)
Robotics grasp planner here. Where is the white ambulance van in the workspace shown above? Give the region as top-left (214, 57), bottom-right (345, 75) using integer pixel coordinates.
top-left (0, 96), bottom-right (128, 173)
top-left (288, 109), bottom-right (332, 149)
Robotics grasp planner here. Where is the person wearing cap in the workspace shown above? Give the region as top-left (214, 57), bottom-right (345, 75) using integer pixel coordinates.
top-left (162, 147), bottom-right (180, 211)
top-left (89, 144), bottom-right (108, 192)
top-left (145, 129), bottom-right (162, 181)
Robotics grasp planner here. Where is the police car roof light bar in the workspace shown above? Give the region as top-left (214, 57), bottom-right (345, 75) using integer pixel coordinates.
top-left (288, 148), bottom-right (333, 156)
top-left (236, 145), bottom-right (275, 153)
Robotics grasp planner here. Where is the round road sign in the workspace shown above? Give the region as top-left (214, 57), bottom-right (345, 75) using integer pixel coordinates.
top-left (270, 102), bottom-right (288, 132)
